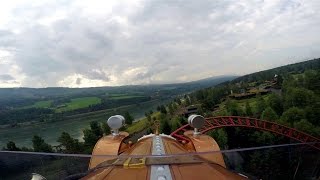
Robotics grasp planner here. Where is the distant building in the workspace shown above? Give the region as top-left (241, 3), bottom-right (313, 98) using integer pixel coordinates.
top-left (229, 88), bottom-right (270, 100)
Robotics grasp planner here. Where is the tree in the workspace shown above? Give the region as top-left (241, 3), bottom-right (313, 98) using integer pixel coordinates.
top-left (245, 102), bottom-right (253, 116)
top-left (281, 107), bottom-right (305, 125)
top-left (304, 70), bottom-right (320, 91)
top-left (294, 119), bottom-right (320, 136)
top-left (168, 103), bottom-right (174, 115)
top-left (213, 108), bottom-right (229, 116)
top-left (20, 146), bottom-right (32, 151)
top-left (195, 90), bottom-right (204, 100)
top-left (246, 150), bottom-right (282, 179)
top-left (305, 103), bottom-right (320, 126)
top-left (175, 98), bottom-right (182, 105)
top-left (261, 107), bottom-right (278, 121)
top-left (83, 129), bottom-right (99, 151)
top-left (6, 141), bottom-right (20, 151)
top-left (32, 135), bottom-right (53, 152)
top-left (178, 116), bottom-right (186, 124)
top-left (256, 96), bottom-right (266, 117)
top-left (251, 131), bottom-right (275, 145)
top-left (208, 129), bottom-right (228, 148)
top-left (226, 99), bottom-right (243, 116)
top-left (124, 111), bottom-right (134, 125)
top-left (159, 105), bottom-right (167, 114)
top-left (267, 94), bottom-right (283, 115)
top-left (172, 103), bottom-right (178, 111)
top-left (284, 88), bottom-right (314, 109)
top-left (101, 122), bottom-right (111, 135)
top-left (90, 121), bottom-right (103, 138)
top-left (186, 97), bottom-right (192, 106)
top-left (82, 121), bottom-right (105, 152)
top-left (202, 98), bottom-right (215, 111)
top-left (58, 132), bottom-right (83, 153)
top-left (161, 119), bottom-right (171, 135)
top-left (171, 117), bottom-right (181, 131)
top-left (276, 74), bottom-right (283, 86)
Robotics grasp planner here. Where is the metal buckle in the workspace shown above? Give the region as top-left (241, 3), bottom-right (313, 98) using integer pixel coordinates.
top-left (123, 157), bottom-right (146, 169)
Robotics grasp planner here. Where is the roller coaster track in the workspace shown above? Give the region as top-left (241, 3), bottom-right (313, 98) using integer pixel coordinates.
top-left (170, 116), bottom-right (320, 150)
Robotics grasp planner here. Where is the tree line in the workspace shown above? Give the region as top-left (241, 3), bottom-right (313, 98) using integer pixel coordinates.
top-left (2, 111), bottom-right (136, 154)
top-left (179, 61), bottom-right (320, 179)
top-left (151, 59), bottom-right (320, 179)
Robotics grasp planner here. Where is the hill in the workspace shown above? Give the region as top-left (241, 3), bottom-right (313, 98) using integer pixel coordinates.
top-left (231, 58), bottom-right (320, 83)
top-left (0, 75), bottom-right (236, 147)
top-left (161, 58), bottom-right (320, 179)
top-left (0, 75), bottom-right (236, 110)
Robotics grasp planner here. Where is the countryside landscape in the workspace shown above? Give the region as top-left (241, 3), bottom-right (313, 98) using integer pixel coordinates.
top-left (0, 75), bottom-right (234, 147)
top-left (1, 0), bottom-right (320, 179)
top-left (1, 58), bottom-right (319, 179)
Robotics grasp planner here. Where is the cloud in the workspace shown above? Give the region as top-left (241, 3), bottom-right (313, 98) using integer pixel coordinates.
top-left (84, 69), bottom-right (110, 81)
top-left (0, 74), bottom-right (15, 81)
top-left (0, 0), bottom-right (320, 87)
top-left (76, 78), bottom-right (81, 85)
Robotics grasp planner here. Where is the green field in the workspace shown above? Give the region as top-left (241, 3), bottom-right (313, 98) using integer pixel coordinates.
top-left (126, 112), bottom-right (160, 134)
top-left (108, 93), bottom-right (145, 100)
top-left (213, 94), bottom-right (271, 116)
top-left (22, 100), bottom-right (52, 108)
top-left (21, 97), bottom-right (101, 112)
top-left (236, 94), bottom-right (271, 111)
top-left (109, 95), bottom-right (145, 100)
top-left (0, 99), bottom-right (170, 148)
top-left (126, 118), bottom-right (149, 134)
top-left (56, 97), bottom-right (101, 112)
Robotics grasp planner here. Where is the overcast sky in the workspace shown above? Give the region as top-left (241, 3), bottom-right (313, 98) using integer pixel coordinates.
top-left (0, 0), bottom-right (319, 87)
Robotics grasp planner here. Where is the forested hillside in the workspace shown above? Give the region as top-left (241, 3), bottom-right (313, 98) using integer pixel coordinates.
top-left (232, 58), bottom-right (320, 84)
top-left (155, 58), bottom-right (320, 179)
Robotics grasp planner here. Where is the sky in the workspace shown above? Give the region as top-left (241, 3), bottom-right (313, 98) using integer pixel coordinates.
top-left (0, 0), bottom-right (320, 88)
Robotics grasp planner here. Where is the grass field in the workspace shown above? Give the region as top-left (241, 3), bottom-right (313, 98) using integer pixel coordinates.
top-left (126, 118), bottom-right (149, 134)
top-left (126, 112), bottom-right (160, 134)
top-left (0, 99), bottom-right (170, 148)
top-left (110, 95), bottom-right (145, 100)
top-left (108, 93), bottom-right (145, 100)
top-left (56, 97), bottom-right (101, 112)
top-left (213, 94), bottom-right (271, 116)
top-left (22, 100), bottom-right (52, 109)
top-left (21, 97), bottom-right (101, 112)
top-left (236, 94), bottom-right (271, 111)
